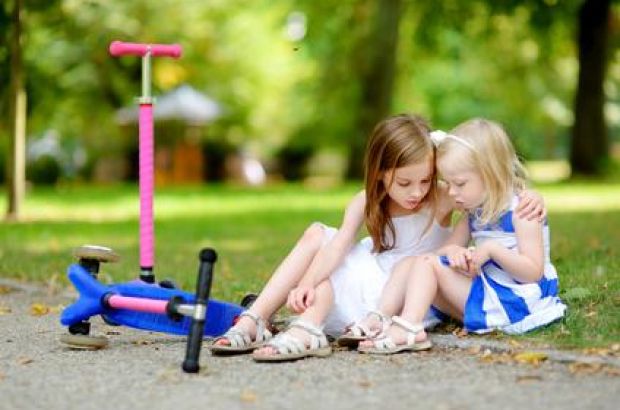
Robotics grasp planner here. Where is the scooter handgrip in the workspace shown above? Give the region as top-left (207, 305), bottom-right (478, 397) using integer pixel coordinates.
top-left (181, 248), bottom-right (216, 373)
top-left (109, 41), bottom-right (182, 58)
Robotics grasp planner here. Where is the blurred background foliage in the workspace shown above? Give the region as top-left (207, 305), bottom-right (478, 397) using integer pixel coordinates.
top-left (1, 0), bottom-right (619, 186)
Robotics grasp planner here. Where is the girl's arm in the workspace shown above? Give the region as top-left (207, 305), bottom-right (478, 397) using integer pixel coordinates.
top-left (298, 190), bottom-right (365, 287)
top-left (434, 216), bottom-right (472, 273)
top-left (471, 216), bottom-right (544, 283)
top-left (287, 191), bottom-right (365, 312)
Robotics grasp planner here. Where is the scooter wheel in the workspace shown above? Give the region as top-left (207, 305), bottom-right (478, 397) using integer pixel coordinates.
top-left (240, 293), bottom-right (258, 309)
top-left (60, 333), bottom-right (109, 350)
top-left (73, 245), bottom-right (120, 263)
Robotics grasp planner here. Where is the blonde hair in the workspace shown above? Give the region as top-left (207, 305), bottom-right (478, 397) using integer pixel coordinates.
top-left (437, 118), bottom-right (528, 225)
top-left (364, 114), bottom-right (436, 253)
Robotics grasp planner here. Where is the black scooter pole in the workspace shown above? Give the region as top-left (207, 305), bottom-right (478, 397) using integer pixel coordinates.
top-left (182, 248), bottom-right (216, 373)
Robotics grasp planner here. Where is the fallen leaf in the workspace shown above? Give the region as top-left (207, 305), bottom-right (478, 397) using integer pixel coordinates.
top-left (240, 389), bottom-right (258, 403)
top-left (17, 357), bottom-right (34, 365)
top-left (568, 362), bottom-right (603, 375)
top-left (452, 327), bottom-right (468, 338)
top-left (0, 306), bottom-right (11, 315)
top-left (509, 340), bottom-right (523, 348)
top-left (0, 285), bottom-right (16, 295)
top-left (610, 344), bottom-right (620, 353)
top-left (480, 350), bottom-right (513, 365)
top-left (358, 380), bottom-right (373, 388)
top-left (30, 303), bottom-right (50, 316)
top-left (604, 367), bottom-right (620, 377)
top-left (582, 347), bottom-right (610, 356)
top-left (467, 345), bottom-right (482, 355)
top-left (132, 339), bottom-right (154, 345)
top-left (516, 374), bottom-right (543, 383)
top-left (513, 351), bottom-right (548, 366)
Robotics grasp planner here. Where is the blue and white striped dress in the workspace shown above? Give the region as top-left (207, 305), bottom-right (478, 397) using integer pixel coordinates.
top-left (463, 196), bottom-right (566, 334)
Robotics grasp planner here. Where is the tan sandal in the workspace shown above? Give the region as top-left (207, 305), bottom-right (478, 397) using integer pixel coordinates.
top-left (357, 316), bottom-right (432, 355)
top-left (252, 319), bottom-right (332, 362)
top-left (210, 311), bottom-right (273, 355)
top-left (336, 310), bottom-right (391, 347)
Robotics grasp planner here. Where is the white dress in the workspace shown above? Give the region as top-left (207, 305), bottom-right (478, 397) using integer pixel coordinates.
top-left (321, 207), bottom-right (451, 336)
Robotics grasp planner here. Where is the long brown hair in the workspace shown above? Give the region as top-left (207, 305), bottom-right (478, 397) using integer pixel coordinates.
top-left (364, 114), bottom-right (436, 253)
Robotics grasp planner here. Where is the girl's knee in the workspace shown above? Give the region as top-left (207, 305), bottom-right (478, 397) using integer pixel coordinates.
top-left (299, 222), bottom-right (325, 247)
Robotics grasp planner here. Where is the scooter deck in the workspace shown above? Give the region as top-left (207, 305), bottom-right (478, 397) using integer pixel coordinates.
top-left (61, 264), bottom-right (244, 337)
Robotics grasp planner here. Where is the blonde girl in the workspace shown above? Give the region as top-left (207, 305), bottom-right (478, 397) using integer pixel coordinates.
top-left (359, 118), bottom-right (565, 355)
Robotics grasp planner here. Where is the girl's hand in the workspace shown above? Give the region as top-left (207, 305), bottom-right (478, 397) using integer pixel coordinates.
top-left (286, 286), bottom-right (315, 313)
top-left (444, 245), bottom-right (473, 274)
top-left (469, 242), bottom-right (496, 275)
top-left (517, 190), bottom-right (546, 222)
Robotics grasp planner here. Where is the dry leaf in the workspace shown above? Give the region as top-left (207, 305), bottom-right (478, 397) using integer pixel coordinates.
top-left (582, 347), bottom-right (610, 356)
top-left (240, 389), bottom-right (258, 403)
top-left (452, 327), bottom-right (468, 338)
top-left (358, 380), bottom-right (373, 388)
top-left (516, 374), bottom-right (543, 383)
top-left (0, 306), bottom-right (11, 315)
top-left (467, 345), bottom-right (482, 355)
top-left (30, 303), bottom-right (50, 316)
top-left (513, 351), bottom-right (548, 366)
top-left (509, 340), bottom-right (523, 348)
top-left (17, 357), bottom-right (34, 365)
top-left (568, 362), bottom-right (603, 375)
top-left (0, 285), bottom-right (16, 295)
top-left (132, 339), bottom-right (154, 345)
top-left (604, 367), bottom-right (620, 377)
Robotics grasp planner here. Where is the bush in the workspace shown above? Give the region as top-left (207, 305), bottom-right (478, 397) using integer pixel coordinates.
top-left (27, 155), bottom-right (62, 185)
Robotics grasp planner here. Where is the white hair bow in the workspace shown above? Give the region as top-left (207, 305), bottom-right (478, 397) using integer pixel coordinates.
top-left (430, 130), bottom-right (475, 150)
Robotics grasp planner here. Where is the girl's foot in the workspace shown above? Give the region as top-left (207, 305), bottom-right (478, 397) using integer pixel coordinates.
top-left (358, 316), bottom-right (432, 355)
top-left (337, 310), bottom-right (391, 347)
top-left (210, 311), bottom-right (273, 355)
top-left (253, 319), bottom-right (331, 362)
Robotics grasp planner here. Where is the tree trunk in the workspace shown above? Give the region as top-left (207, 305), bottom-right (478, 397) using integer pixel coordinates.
top-left (570, 0), bottom-right (610, 176)
top-left (347, 0), bottom-right (403, 179)
top-left (6, 0), bottom-right (26, 221)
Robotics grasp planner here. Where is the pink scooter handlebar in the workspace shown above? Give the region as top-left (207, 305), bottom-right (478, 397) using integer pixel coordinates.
top-left (109, 41), bottom-right (182, 58)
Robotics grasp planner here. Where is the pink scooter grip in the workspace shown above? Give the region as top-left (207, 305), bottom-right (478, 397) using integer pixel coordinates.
top-left (109, 41), bottom-right (182, 58)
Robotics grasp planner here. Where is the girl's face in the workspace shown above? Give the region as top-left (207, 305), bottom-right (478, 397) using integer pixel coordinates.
top-left (382, 156), bottom-right (434, 213)
top-left (437, 156), bottom-right (486, 210)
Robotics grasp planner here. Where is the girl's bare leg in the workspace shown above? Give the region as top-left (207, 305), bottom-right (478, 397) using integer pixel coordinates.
top-left (254, 279), bottom-right (334, 356)
top-left (215, 223), bottom-right (326, 345)
top-left (360, 256), bottom-right (472, 347)
top-left (345, 256), bottom-right (419, 335)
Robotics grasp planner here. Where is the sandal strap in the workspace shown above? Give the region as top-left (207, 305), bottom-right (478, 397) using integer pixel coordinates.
top-left (367, 310), bottom-right (392, 333)
top-left (265, 333), bottom-right (307, 355)
top-left (239, 310), bottom-right (272, 342)
top-left (213, 328), bottom-right (251, 348)
top-left (391, 316), bottom-right (424, 345)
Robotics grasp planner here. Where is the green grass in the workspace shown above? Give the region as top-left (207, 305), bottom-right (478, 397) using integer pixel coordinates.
top-left (1, 182), bottom-right (618, 349)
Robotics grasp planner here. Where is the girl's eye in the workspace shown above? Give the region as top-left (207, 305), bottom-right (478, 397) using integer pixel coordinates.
top-left (421, 179), bottom-right (431, 184)
top-left (397, 182), bottom-right (410, 187)
top-left (455, 182), bottom-right (466, 187)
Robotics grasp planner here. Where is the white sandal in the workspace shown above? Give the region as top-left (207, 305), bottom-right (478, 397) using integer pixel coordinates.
top-left (357, 316), bottom-right (432, 355)
top-left (252, 319), bottom-right (332, 362)
top-left (210, 311), bottom-right (273, 355)
top-left (337, 310), bottom-right (392, 347)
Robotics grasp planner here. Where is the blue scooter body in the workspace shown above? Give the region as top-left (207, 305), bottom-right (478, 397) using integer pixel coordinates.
top-left (61, 264), bottom-right (244, 337)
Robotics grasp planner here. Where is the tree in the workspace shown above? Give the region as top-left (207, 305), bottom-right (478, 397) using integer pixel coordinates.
top-left (348, 0), bottom-right (403, 178)
top-left (6, 0), bottom-right (26, 221)
top-left (570, 0), bottom-right (612, 176)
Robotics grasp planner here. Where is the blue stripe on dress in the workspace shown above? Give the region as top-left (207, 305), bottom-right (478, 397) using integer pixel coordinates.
top-left (538, 277), bottom-right (558, 298)
top-left (464, 276), bottom-right (487, 331)
top-left (484, 273), bottom-right (531, 324)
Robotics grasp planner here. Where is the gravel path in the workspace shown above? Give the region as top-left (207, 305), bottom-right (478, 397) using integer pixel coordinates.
top-left (0, 279), bottom-right (618, 410)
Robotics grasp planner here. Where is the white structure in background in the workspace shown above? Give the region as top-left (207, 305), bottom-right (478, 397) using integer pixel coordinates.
top-left (285, 11), bottom-right (307, 41)
top-left (116, 84), bottom-right (221, 125)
